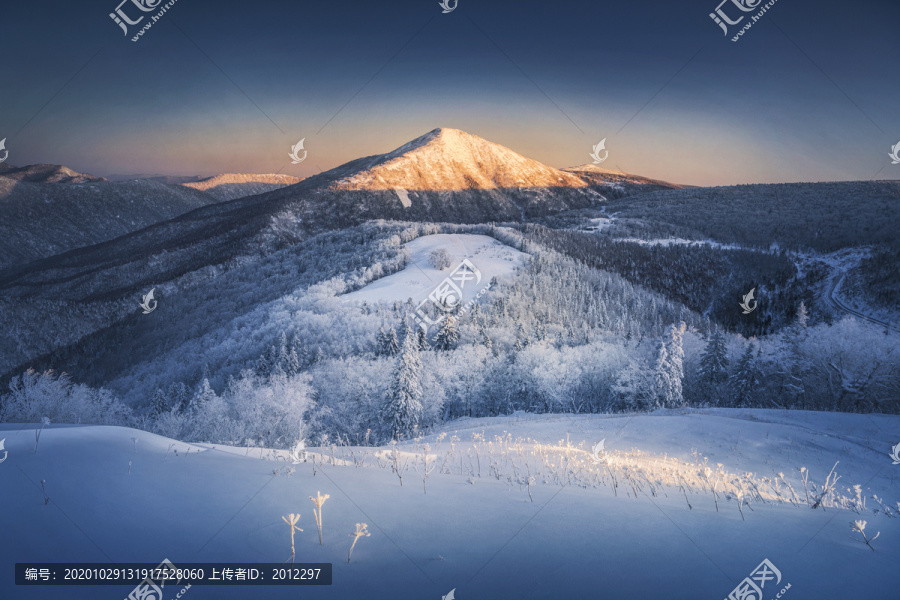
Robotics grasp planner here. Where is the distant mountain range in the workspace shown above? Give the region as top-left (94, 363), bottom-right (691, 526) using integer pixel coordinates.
top-left (564, 164), bottom-right (688, 196)
top-left (182, 173), bottom-right (302, 202)
top-left (0, 163), bottom-right (106, 184)
top-left (0, 170), bottom-right (301, 271)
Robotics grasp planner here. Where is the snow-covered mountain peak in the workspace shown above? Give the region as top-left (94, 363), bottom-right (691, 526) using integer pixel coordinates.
top-left (333, 127), bottom-right (588, 192)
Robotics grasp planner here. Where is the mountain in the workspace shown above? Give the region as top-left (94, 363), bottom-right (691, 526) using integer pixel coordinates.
top-left (0, 128), bottom-right (606, 291)
top-left (563, 164), bottom-right (687, 197)
top-left (182, 173), bottom-right (302, 201)
top-left (282, 127), bottom-right (603, 224)
top-left (105, 173), bottom-right (207, 184)
top-left (0, 163), bottom-right (106, 184)
top-left (0, 176), bottom-right (223, 270)
top-left (0, 128), bottom-right (610, 384)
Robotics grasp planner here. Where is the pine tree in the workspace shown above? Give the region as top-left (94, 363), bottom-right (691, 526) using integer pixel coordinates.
top-left (193, 378), bottom-right (217, 407)
top-left (381, 324), bottom-right (424, 440)
top-left (167, 381), bottom-right (190, 412)
top-left (376, 327), bottom-right (389, 356)
top-left (285, 346), bottom-right (302, 377)
top-left (698, 327), bottom-right (729, 384)
top-left (729, 343), bottom-right (760, 407)
top-left (654, 322), bottom-right (686, 408)
top-left (515, 323), bottom-right (530, 350)
top-left (387, 328), bottom-right (400, 356)
top-left (480, 326), bottom-right (493, 351)
top-left (416, 328), bottom-right (428, 351)
top-left (434, 315), bottom-right (460, 351)
top-left (152, 387), bottom-right (170, 415)
top-left (779, 304), bottom-right (809, 406)
top-left (795, 301), bottom-right (808, 330)
top-left (277, 332), bottom-right (292, 372)
top-left (256, 342), bottom-right (280, 378)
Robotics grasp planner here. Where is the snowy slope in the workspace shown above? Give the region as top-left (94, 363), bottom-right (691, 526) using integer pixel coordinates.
top-left (342, 233), bottom-right (528, 305)
top-left (0, 177), bottom-right (223, 271)
top-left (2, 410), bottom-right (897, 600)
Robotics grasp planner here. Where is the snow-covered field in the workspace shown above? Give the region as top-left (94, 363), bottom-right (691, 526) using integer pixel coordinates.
top-left (2, 409), bottom-right (897, 599)
top-left (342, 233), bottom-right (528, 305)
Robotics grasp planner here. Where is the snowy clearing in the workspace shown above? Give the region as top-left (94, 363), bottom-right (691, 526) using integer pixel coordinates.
top-left (342, 233), bottom-right (528, 305)
top-left (2, 409), bottom-right (897, 599)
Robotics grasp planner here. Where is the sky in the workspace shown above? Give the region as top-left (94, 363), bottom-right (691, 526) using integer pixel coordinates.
top-left (1, 0), bottom-right (899, 186)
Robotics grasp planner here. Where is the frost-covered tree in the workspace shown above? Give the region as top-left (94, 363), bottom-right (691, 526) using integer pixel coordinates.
top-left (430, 248), bottom-right (452, 270)
top-left (1, 370), bottom-right (131, 425)
top-left (730, 342), bottom-right (761, 407)
top-left (383, 328), bottom-right (400, 356)
top-left (697, 327), bottom-right (729, 405)
top-left (654, 323), bottom-right (686, 408)
top-left (611, 361), bottom-right (655, 412)
top-left (434, 315), bottom-right (460, 351)
top-left (698, 327), bottom-right (729, 384)
top-left (381, 324), bottom-right (424, 439)
top-left (193, 378), bottom-right (217, 408)
top-left (480, 326), bottom-right (493, 351)
top-left (416, 328), bottom-right (428, 351)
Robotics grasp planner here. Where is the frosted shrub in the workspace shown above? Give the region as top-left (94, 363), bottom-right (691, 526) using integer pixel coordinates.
top-left (850, 520), bottom-right (879, 551)
top-left (281, 513), bottom-right (303, 565)
top-left (413, 443), bottom-right (436, 494)
top-left (347, 523), bottom-right (370, 563)
top-left (34, 417), bottom-right (50, 454)
top-left (2, 370), bottom-right (132, 426)
top-left (309, 491), bottom-right (330, 545)
top-left (430, 249), bottom-right (452, 270)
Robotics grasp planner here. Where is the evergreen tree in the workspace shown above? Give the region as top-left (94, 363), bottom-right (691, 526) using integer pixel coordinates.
top-left (152, 387), bottom-right (170, 415)
top-left (387, 328), bottom-right (400, 356)
top-left (285, 346), bottom-right (302, 377)
top-left (480, 326), bottom-right (493, 351)
top-left (779, 304), bottom-right (809, 406)
top-left (434, 315), bottom-right (460, 351)
top-left (697, 327), bottom-right (729, 406)
top-left (795, 301), bottom-right (808, 330)
top-left (416, 328), bottom-right (429, 351)
top-left (193, 378), bottom-right (217, 408)
top-left (729, 343), bottom-right (760, 407)
top-left (381, 323), bottom-right (424, 439)
top-left (654, 322), bottom-right (686, 408)
top-left (698, 327), bottom-right (729, 384)
top-left (167, 381), bottom-right (190, 412)
top-left (376, 327), bottom-right (390, 356)
top-left (515, 323), bottom-right (530, 350)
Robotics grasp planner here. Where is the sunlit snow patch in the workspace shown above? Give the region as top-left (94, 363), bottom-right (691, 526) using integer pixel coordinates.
top-left (342, 233), bottom-right (528, 305)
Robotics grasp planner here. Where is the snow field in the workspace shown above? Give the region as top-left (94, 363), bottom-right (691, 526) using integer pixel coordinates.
top-left (2, 409), bottom-right (898, 599)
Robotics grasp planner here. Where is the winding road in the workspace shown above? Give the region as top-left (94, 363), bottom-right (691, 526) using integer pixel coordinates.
top-left (827, 273), bottom-right (899, 333)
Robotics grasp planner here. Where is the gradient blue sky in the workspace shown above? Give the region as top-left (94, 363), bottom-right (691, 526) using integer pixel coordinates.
top-left (2, 0), bottom-right (899, 185)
